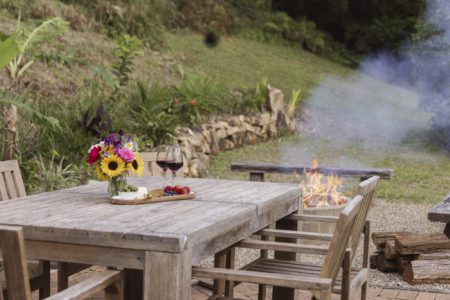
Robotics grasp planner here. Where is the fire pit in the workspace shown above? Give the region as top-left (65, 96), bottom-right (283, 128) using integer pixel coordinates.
top-left (300, 161), bottom-right (350, 242)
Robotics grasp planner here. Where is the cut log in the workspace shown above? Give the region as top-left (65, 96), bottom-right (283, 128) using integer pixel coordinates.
top-left (384, 240), bottom-right (399, 259)
top-left (375, 253), bottom-right (399, 272)
top-left (417, 251), bottom-right (450, 260)
top-left (371, 232), bottom-right (411, 249)
top-left (402, 259), bottom-right (450, 284)
top-left (395, 233), bottom-right (450, 255)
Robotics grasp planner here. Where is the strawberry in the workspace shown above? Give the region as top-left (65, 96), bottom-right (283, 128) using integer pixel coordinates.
top-left (183, 186), bottom-right (191, 194)
top-left (173, 185), bottom-right (183, 195)
top-left (163, 186), bottom-right (173, 193)
top-left (179, 187), bottom-right (188, 195)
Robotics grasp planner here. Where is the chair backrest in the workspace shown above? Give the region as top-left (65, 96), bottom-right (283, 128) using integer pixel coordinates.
top-left (0, 160), bottom-right (26, 200)
top-left (349, 176), bottom-right (379, 259)
top-left (139, 152), bottom-right (184, 177)
top-left (0, 225), bottom-right (32, 300)
top-left (320, 195), bottom-right (363, 282)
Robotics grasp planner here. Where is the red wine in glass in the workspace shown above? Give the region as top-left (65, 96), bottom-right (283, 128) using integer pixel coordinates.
top-left (166, 161), bottom-right (183, 172)
top-left (166, 146), bottom-right (183, 185)
top-left (156, 160), bottom-right (167, 171)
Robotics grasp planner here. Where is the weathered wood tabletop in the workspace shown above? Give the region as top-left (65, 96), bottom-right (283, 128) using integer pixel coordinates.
top-left (428, 193), bottom-right (450, 237)
top-left (0, 176), bottom-right (301, 300)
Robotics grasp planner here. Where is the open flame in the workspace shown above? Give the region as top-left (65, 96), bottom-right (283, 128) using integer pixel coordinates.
top-left (300, 160), bottom-right (348, 208)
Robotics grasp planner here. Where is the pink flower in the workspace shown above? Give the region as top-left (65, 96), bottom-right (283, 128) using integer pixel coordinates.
top-left (87, 146), bottom-right (101, 164)
top-left (117, 148), bottom-right (135, 162)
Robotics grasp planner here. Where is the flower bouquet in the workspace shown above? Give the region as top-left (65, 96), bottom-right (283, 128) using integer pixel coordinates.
top-left (87, 132), bottom-right (144, 197)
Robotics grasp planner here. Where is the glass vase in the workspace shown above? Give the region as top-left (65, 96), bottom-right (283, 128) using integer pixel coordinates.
top-left (108, 173), bottom-right (127, 197)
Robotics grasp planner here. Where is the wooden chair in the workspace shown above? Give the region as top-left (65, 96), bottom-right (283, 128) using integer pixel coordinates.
top-left (0, 160), bottom-right (51, 298)
top-left (0, 225), bottom-right (124, 300)
top-left (139, 152), bottom-right (184, 177)
top-left (193, 194), bottom-right (364, 300)
top-left (210, 176), bottom-right (379, 300)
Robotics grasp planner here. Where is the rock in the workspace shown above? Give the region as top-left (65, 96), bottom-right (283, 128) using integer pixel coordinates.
top-left (189, 158), bottom-right (208, 178)
top-left (181, 143), bottom-right (195, 162)
top-left (201, 140), bottom-right (211, 154)
top-left (196, 152), bottom-right (210, 168)
top-left (216, 128), bottom-right (228, 140)
top-left (231, 132), bottom-right (245, 147)
top-left (253, 112), bottom-right (272, 126)
top-left (228, 116), bottom-right (243, 127)
top-left (209, 130), bottom-right (220, 155)
top-left (219, 138), bottom-right (235, 151)
top-left (227, 126), bottom-right (241, 136)
top-left (177, 127), bottom-right (195, 136)
top-left (286, 115), bottom-right (297, 132)
top-left (261, 124), bottom-right (271, 135)
top-left (275, 111), bottom-right (289, 135)
top-left (269, 123), bottom-right (278, 137)
top-left (202, 129), bottom-right (212, 145)
top-left (190, 132), bottom-right (206, 152)
top-left (244, 132), bottom-right (258, 144)
top-left (266, 85), bottom-right (285, 114)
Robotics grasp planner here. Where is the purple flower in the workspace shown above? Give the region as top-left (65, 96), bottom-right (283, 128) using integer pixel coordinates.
top-left (104, 133), bottom-right (123, 147)
top-left (117, 148), bottom-right (135, 162)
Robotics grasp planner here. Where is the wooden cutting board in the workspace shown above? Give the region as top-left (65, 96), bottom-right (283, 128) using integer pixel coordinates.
top-left (110, 192), bottom-right (195, 205)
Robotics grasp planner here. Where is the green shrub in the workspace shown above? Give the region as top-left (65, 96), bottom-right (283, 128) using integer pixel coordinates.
top-left (172, 75), bottom-right (228, 124)
top-left (22, 154), bottom-right (83, 194)
top-left (112, 34), bottom-right (144, 88)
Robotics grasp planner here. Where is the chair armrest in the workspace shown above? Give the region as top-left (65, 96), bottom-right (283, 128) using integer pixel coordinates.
top-left (237, 239), bottom-right (329, 255)
top-left (260, 228), bottom-right (333, 241)
top-left (192, 267), bottom-right (332, 291)
top-left (285, 214), bottom-right (339, 223)
top-left (46, 269), bottom-right (123, 300)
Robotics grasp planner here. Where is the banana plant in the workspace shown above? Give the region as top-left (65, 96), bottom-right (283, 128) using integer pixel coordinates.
top-left (288, 88), bottom-right (302, 116)
top-left (5, 17), bottom-right (68, 87)
top-left (0, 17), bottom-right (68, 160)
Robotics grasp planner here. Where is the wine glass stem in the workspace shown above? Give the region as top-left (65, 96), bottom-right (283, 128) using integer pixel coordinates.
top-left (172, 171), bottom-right (176, 186)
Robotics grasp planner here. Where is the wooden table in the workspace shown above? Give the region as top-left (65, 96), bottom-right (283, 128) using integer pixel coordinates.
top-left (0, 176), bottom-right (301, 300)
top-left (428, 193), bottom-right (450, 237)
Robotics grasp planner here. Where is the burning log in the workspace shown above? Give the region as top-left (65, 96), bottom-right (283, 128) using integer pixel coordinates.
top-left (300, 160), bottom-right (350, 208)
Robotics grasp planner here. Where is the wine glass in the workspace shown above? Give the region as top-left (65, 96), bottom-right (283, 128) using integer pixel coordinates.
top-left (156, 145), bottom-right (169, 186)
top-left (166, 146), bottom-right (183, 185)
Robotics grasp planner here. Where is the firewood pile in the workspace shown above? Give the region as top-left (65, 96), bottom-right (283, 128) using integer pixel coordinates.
top-left (370, 232), bottom-right (450, 284)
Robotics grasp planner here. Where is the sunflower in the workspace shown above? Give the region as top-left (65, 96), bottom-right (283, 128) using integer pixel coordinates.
top-left (95, 162), bottom-right (109, 181)
top-left (100, 155), bottom-right (125, 178)
top-left (128, 153), bottom-right (144, 176)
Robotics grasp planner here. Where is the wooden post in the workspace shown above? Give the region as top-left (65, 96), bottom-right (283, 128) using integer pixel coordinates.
top-left (272, 217), bottom-right (298, 300)
top-left (213, 250), bottom-right (227, 295)
top-left (225, 247), bottom-right (235, 297)
top-left (249, 171), bottom-right (264, 182)
top-left (341, 250), bottom-right (351, 300)
top-left (38, 260), bottom-right (50, 299)
top-left (143, 250), bottom-right (192, 300)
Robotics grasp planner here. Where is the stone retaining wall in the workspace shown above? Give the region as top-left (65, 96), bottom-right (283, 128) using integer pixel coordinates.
top-left (177, 85), bottom-right (297, 177)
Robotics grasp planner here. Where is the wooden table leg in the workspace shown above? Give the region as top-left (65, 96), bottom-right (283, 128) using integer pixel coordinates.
top-left (272, 217), bottom-right (298, 300)
top-left (143, 249), bottom-right (192, 300)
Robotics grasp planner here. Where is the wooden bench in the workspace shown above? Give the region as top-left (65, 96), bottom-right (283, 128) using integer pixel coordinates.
top-left (231, 161), bottom-right (393, 182)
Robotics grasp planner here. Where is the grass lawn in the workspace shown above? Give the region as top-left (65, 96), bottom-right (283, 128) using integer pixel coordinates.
top-left (166, 32), bottom-right (351, 96)
top-left (208, 134), bottom-right (450, 205)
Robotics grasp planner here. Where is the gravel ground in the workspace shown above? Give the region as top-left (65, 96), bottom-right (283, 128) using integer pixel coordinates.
top-left (200, 199), bottom-right (450, 293)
